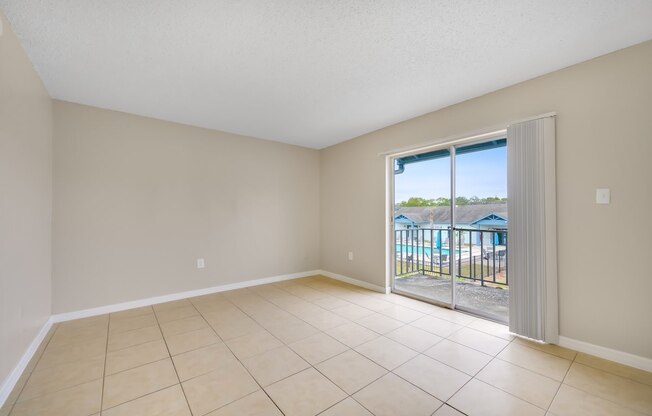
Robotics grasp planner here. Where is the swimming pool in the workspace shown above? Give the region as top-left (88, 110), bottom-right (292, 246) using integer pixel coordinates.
top-left (395, 244), bottom-right (468, 258)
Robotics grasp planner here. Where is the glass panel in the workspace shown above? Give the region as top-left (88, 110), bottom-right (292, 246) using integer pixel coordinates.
top-left (393, 148), bottom-right (452, 306)
top-left (453, 140), bottom-right (509, 322)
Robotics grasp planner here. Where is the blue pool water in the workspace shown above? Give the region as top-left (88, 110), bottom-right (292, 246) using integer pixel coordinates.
top-left (396, 244), bottom-right (467, 258)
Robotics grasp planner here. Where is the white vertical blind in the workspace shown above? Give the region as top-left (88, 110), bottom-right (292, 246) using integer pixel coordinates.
top-left (507, 116), bottom-right (559, 343)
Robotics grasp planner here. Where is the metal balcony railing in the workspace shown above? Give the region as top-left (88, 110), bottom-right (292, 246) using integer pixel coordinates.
top-left (395, 227), bottom-right (508, 286)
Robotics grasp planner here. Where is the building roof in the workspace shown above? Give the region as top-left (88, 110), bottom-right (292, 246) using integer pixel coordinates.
top-left (395, 203), bottom-right (507, 225)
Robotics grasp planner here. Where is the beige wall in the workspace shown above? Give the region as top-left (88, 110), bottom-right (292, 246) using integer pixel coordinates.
top-left (52, 101), bottom-right (320, 313)
top-left (320, 41), bottom-right (652, 358)
top-left (0, 13), bottom-right (53, 384)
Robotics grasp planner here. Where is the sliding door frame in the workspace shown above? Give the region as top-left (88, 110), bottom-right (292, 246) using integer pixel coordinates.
top-left (386, 128), bottom-right (507, 314)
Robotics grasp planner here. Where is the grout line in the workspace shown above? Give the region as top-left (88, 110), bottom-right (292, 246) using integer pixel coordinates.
top-left (17, 277), bottom-right (623, 416)
top-left (545, 354), bottom-right (575, 414)
top-left (151, 304), bottom-right (197, 416)
top-left (188, 297), bottom-right (287, 415)
top-left (97, 315), bottom-right (110, 414)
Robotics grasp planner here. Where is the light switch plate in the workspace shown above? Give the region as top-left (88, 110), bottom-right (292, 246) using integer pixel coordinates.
top-left (596, 188), bottom-right (610, 204)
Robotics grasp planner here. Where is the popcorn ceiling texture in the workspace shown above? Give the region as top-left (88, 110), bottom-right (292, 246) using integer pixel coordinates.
top-left (1, 0), bottom-right (651, 148)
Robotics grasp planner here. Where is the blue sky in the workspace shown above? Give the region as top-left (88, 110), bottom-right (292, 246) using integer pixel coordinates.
top-left (394, 147), bottom-right (507, 203)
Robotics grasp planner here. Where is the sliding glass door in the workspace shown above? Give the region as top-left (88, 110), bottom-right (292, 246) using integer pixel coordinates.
top-left (393, 148), bottom-right (453, 306)
top-left (392, 137), bottom-right (509, 322)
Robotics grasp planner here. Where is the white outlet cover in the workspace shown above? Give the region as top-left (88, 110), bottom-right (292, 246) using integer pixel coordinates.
top-left (196, 258), bottom-right (205, 269)
top-left (596, 188), bottom-right (610, 204)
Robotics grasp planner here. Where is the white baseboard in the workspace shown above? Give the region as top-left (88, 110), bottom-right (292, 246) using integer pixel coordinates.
top-left (0, 317), bottom-right (54, 408)
top-left (318, 270), bottom-right (389, 294)
top-left (558, 336), bottom-right (652, 372)
top-left (51, 269), bottom-right (321, 323)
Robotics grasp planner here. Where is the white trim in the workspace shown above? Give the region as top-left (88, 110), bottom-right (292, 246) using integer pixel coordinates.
top-left (559, 336), bottom-right (652, 372)
top-left (318, 270), bottom-right (389, 294)
top-left (385, 154), bottom-right (395, 293)
top-left (378, 127), bottom-right (506, 157)
top-left (51, 270), bottom-right (321, 323)
top-left (0, 317), bottom-right (55, 408)
top-left (507, 112), bottom-right (557, 127)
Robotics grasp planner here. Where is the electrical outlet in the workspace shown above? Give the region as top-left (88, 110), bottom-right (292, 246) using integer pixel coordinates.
top-left (596, 188), bottom-right (610, 204)
top-left (196, 258), bottom-right (205, 269)
top-left (348, 251), bottom-right (354, 261)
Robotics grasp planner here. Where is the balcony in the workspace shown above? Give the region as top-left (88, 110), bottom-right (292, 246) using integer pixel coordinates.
top-left (394, 227), bottom-right (508, 321)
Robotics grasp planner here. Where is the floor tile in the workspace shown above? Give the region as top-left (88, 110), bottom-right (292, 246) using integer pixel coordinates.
top-left (105, 339), bottom-right (169, 375)
top-left (110, 306), bottom-right (154, 321)
top-left (302, 311), bottom-right (350, 331)
top-left (242, 345), bottom-right (310, 386)
top-left (424, 339), bottom-right (492, 375)
top-left (101, 385), bottom-right (190, 416)
top-left (324, 322), bottom-right (379, 348)
top-left (10, 379), bottom-right (102, 416)
top-left (378, 305), bottom-right (425, 323)
top-left (205, 390), bottom-right (282, 416)
top-left (432, 404), bottom-right (466, 416)
top-left (155, 304), bottom-right (199, 323)
top-left (108, 325), bottom-right (162, 352)
top-left (211, 316), bottom-right (264, 340)
top-left (19, 356), bottom-right (105, 401)
top-left (394, 354), bottom-right (470, 401)
top-left (548, 384), bottom-right (643, 416)
top-left (153, 299), bottom-right (193, 311)
top-left (13, 276), bottom-right (652, 416)
top-left (172, 342), bottom-right (238, 381)
top-left (226, 330), bottom-right (283, 360)
top-left (385, 325), bottom-right (443, 352)
top-left (574, 352), bottom-right (652, 386)
top-left (165, 327), bottom-right (221, 356)
top-left (36, 337), bottom-right (106, 370)
top-left (102, 358), bottom-right (178, 409)
top-left (429, 307), bottom-right (476, 325)
top-left (497, 342), bottom-right (571, 381)
top-left (316, 350), bottom-right (387, 394)
top-left (447, 327), bottom-right (510, 356)
top-left (56, 315), bottom-right (109, 331)
top-left (448, 379), bottom-right (545, 416)
top-left (563, 362), bottom-right (652, 415)
top-left (512, 337), bottom-right (577, 361)
top-left (467, 318), bottom-right (515, 341)
top-left (476, 358), bottom-right (560, 409)
top-left (265, 368), bottom-right (347, 416)
top-left (331, 304), bottom-right (375, 320)
top-left (355, 313), bottom-right (404, 334)
top-left (289, 332), bottom-right (349, 365)
top-left (182, 362), bottom-right (259, 416)
top-left (160, 315), bottom-right (208, 337)
top-left (318, 397), bottom-right (373, 416)
top-left (354, 336), bottom-right (418, 370)
top-left (310, 296), bottom-right (351, 310)
top-left (265, 320), bottom-right (320, 344)
top-left (410, 315), bottom-right (463, 337)
top-left (109, 314), bottom-right (158, 334)
top-left (353, 373), bottom-right (441, 416)
top-left (48, 324), bottom-right (107, 348)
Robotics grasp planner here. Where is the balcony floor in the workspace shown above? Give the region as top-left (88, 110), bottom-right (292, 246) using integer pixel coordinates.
top-left (394, 274), bottom-right (509, 322)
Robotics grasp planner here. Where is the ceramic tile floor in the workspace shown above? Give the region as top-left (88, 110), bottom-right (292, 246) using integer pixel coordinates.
top-left (2, 275), bottom-right (651, 416)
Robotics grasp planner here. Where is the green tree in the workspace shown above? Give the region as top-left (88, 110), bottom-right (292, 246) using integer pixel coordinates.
top-left (397, 195), bottom-right (506, 207)
top-left (397, 197), bottom-right (435, 207)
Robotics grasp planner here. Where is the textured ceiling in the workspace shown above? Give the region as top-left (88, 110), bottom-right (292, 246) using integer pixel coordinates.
top-left (2, 1), bottom-right (651, 148)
